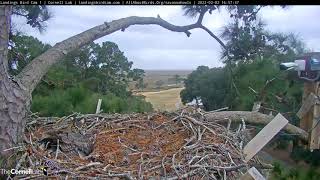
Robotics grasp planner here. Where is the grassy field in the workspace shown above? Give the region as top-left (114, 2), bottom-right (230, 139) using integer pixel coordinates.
top-left (138, 87), bottom-right (184, 111)
top-left (132, 70), bottom-right (192, 111)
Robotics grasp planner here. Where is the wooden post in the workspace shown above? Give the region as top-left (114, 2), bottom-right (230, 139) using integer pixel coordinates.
top-left (296, 92), bottom-right (317, 119)
top-left (95, 99), bottom-right (102, 114)
top-left (299, 83), bottom-right (316, 131)
top-left (311, 83), bottom-right (320, 150)
top-left (299, 82), bottom-right (320, 150)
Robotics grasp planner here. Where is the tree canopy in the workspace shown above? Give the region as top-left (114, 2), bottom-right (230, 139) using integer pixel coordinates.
top-left (180, 6), bottom-right (320, 167)
top-left (12, 5), bottom-right (52, 33)
top-left (7, 34), bottom-right (152, 117)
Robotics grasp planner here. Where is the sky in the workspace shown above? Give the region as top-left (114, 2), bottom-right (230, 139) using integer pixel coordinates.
top-left (13, 5), bottom-right (320, 70)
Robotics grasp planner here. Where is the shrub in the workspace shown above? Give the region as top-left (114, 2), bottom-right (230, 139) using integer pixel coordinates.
top-left (271, 162), bottom-right (320, 180)
top-left (31, 87), bottom-right (153, 116)
top-left (31, 90), bottom-right (73, 117)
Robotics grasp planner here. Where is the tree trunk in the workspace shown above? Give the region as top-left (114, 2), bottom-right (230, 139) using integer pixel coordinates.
top-left (0, 6), bottom-right (30, 159)
top-left (0, 78), bottom-right (30, 158)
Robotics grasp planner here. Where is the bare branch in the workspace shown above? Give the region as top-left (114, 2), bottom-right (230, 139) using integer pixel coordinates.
top-left (200, 25), bottom-right (227, 49)
top-left (17, 15), bottom-right (225, 93)
top-left (196, 9), bottom-right (206, 25)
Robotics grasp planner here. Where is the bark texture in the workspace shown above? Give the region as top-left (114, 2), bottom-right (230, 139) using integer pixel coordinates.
top-left (204, 111), bottom-right (308, 142)
top-left (0, 6), bottom-right (30, 158)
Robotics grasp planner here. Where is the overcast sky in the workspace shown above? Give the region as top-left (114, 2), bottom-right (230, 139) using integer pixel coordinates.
top-left (13, 5), bottom-right (320, 70)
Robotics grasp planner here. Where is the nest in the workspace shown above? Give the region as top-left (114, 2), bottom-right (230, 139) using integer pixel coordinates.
top-left (10, 108), bottom-right (265, 179)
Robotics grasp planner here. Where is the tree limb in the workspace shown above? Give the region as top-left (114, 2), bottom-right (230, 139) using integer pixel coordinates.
top-left (17, 14), bottom-right (226, 93)
top-left (204, 111), bottom-right (308, 142)
top-left (200, 25), bottom-right (227, 49)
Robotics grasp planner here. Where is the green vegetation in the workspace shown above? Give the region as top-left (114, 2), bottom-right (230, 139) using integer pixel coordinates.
top-left (31, 87), bottom-right (152, 116)
top-left (181, 66), bottom-right (230, 110)
top-left (135, 78), bottom-right (148, 91)
top-left (271, 162), bottom-right (320, 180)
top-left (9, 34), bottom-right (152, 116)
top-left (181, 6), bottom-right (320, 177)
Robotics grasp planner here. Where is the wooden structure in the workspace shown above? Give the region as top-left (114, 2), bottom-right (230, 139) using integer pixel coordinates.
top-left (243, 113), bottom-right (288, 162)
top-left (240, 167), bottom-right (266, 180)
top-left (95, 99), bottom-right (102, 114)
top-left (298, 82), bottom-right (320, 151)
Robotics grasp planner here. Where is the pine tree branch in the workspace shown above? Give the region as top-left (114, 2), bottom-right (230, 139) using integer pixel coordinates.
top-left (17, 14), bottom-right (225, 93)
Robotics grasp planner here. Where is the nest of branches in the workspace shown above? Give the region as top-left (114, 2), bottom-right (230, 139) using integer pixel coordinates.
top-left (8, 107), bottom-right (267, 179)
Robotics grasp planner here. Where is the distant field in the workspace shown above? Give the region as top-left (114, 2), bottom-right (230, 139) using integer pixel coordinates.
top-left (144, 70), bottom-right (192, 77)
top-left (131, 70), bottom-right (192, 111)
top-left (138, 87), bottom-right (184, 111)
top-left (130, 70), bottom-right (192, 91)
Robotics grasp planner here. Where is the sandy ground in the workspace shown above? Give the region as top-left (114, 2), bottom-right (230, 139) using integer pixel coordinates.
top-left (139, 87), bottom-right (184, 111)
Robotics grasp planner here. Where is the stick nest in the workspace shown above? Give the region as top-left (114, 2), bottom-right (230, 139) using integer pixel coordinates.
top-left (11, 107), bottom-right (263, 179)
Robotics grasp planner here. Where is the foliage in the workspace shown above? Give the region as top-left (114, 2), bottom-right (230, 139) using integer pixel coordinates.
top-left (220, 20), bottom-right (268, 63)
top-left (220, 20), bottom-right (307, 64)
top-left (291, 147), bottom-right (320, 166)
top-left (182, 5), bottom-right (264, 21)
top-left (181, 5), bottom-right (320, 170)
top-left (182, 5), bottom-right (220, 17)
top-left (8, 34), bottom-right (51, 75)
top-left (31, 86), bottom-right (152, 116)
top-left (12, 5), bottom-right (52, 33)
top-left (181, 66), bottom-right (230, 110)
top-left (271, 162), bottom-right (320, 180)
top-left (228, 58), bottom-right (303, 112)
top-left (135, 78), bottom-right (148, 91)
top-left (32, 41), bottom-right (145, 96)
top-left (7, 34), bottom-right (152, 116)
top-left (181, 21), bottom-right (306, 118)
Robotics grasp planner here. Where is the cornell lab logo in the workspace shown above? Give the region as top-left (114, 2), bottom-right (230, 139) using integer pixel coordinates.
top-left (0, 166), bottom-right (48, 178)
top-left (0, 168), bottom-right (33, 178)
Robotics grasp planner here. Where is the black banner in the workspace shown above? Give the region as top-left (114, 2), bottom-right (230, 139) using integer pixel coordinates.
top-left (0, 0), bottom-right (317, 5)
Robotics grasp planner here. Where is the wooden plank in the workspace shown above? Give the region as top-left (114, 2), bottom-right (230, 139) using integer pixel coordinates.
top-left (300, 83), bottom-right (316, 132)
top-left (95, 99), bottom-right (102, 114)
top-left (243, 113), bottom-right (288, 162)
top-left (310, 83), bottom-right (320, 150)
top-left (296, 92), bottom-right (317, 119)
top-left (240, 167), bottom-right (266, 180)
